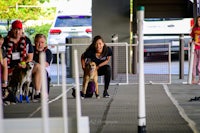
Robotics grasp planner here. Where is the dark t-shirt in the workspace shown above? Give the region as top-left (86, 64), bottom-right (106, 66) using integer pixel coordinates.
top-left (3, 36), bottom-right (33, 68)
top-left (82, 46), bottom-right (112, 66)
top-left (33, 46), bottom-right (53, 64)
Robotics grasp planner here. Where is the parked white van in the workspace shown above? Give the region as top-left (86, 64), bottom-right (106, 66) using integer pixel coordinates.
top-left (143, 18), bottom-right (193, 57)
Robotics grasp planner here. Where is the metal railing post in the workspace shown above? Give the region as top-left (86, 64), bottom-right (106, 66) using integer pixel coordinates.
top-left (179, 34), bottom-right (185, 79)
top-left (111, 34), bottom-right (118, 80)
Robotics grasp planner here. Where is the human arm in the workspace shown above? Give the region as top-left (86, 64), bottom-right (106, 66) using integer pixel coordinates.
top-left (45, 49), bottom-right (53, 67)
top-left (190, 28), bottom-right (200, 45)
top-left (2, 57), bottom-right (8, 87)
top-left (1, 47), bottom-right (8, 87)
top-left (81, 54), bottom-right (86, 70)
top-left (18, 52), bottom-right (33, 68)
top-left (26, 37), bottom-right (34, 62)
top-left (26, 53), bottom-right (33, 62)
top-left (96, 56), bottom-right (111, 70)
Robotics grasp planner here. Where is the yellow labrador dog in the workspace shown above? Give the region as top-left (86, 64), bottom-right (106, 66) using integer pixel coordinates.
top-left (82, 61), bottom-right (100, 99)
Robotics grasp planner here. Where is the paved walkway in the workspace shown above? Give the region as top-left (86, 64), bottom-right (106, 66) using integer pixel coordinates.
top-left (3, 76), bottom-right (200, 133)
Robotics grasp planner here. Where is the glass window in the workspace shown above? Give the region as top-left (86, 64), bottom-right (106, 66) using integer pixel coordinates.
top-left (54, 16), bottom-right (92, 27)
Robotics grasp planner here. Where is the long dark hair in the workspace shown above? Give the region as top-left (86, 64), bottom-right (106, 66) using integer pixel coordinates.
top-left (193, 16), bottom-right (200, 28)
top-left (86, 35), bottom-right (108, 57)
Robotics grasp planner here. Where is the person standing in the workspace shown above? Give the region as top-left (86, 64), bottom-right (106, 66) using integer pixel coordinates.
top-left (81, 35), bottom-right (112, 98)
top-left (190, 16), bottom-right (200, 84)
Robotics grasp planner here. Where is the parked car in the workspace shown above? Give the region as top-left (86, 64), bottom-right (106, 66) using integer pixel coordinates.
top-left (47, 10), bottom-right (92, 56)
top-left (0, 20), bottom-right (8, 37)
top-left (0, 25), bottom-right (8, 37)
top-left (143, 18), bottom-right (193, 57)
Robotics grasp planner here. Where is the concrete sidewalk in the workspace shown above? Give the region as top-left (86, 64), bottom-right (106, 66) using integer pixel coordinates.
top-left (3, 82), bottom-right (199, 133)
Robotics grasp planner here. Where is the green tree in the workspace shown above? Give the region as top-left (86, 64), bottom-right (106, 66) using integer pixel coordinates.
top-left (0, 0), bottom-right (55, 21)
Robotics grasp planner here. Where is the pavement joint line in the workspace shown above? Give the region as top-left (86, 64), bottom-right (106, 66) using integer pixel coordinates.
top-left (96, 85), bottom-right (119, 133)
top-left (163, 84), bottom-right (199, 133)
top-left (27, 86), bottom-right (74, 118)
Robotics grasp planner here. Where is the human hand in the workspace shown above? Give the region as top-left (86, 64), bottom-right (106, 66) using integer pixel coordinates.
top-left (2, 81), bottom-right (8, 87)
top-left (96, 65), bottom-right (100, 70)
top-left (82, 64), bottom-right (85, 71)
top-left (19, 61), bottom-right (26, 68)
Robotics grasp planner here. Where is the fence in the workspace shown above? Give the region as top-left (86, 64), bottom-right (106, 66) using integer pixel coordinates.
top-left (1, 41), bottom-right (174, 133)
top-left (49, 42), bottom-right (129, 85)
top-left (2, 52), bottom-right (90, 133)
top-left (49, 42), bottom-right (172, 85)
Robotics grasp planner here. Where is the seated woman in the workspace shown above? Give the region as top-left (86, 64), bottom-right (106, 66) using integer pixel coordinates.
top-left (33, 34), bottom-right (53, 94)
top-left (81, 35), bottom-right (112, 98)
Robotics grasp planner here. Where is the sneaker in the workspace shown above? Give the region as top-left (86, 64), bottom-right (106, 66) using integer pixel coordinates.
top-left (3, 101), bottom-right (10, 106)
top-left (192, 80), bottom-right (197, 84)
top-left (81, 94), bottom-right (85, 99)
top-left (96, 94), bottom-right (100, 99)
top-left (103, 91), bottom-right (110, 98)
top-left (34, 93), bottom-right (41, 99)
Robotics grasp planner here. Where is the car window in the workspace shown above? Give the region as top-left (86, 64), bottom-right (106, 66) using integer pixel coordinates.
top-left (54, 16), bottom-right (92, 27)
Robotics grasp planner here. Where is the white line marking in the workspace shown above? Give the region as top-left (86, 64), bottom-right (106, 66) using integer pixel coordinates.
top-left (163, 84), bottom-right (199, 133)
top-left (28, 87), bottom-right (74, 118)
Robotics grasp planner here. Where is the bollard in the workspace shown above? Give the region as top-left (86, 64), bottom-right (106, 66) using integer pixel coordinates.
top-left (179, 34), bottom-right (185, 79)
top-left (40, 52), bottom-right (50, 133)
top-left (188, 42), bottom-right (195, 84)
top-left (137, 6), bottom-right (146, 133)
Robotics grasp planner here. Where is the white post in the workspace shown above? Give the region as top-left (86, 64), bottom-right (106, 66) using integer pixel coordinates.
top-left (168, 43), bottom-right (172, 84)
top-left (40, 52), bottom-right (50, 133)
top-left (56, 45), bottom-right (60, 85)
top-left (61, 53), bottom-right (69, 133)
top-left (137, 6), bottom-right (146, 133)
top-left (188, 43), bottom-right (195, 84)
top-left (74, 50), bottom-right (82, 133)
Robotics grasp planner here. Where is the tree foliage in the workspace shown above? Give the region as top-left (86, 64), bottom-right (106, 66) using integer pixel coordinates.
top-left (0, 0), bottom-right (54, 21)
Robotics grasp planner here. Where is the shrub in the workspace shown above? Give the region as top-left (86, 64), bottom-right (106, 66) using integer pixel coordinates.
top-left (25, 23), bottom-right (51, 43)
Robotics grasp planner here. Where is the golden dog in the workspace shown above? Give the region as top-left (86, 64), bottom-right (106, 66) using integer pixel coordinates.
top-left (82, 61), bottom-right (100, 99)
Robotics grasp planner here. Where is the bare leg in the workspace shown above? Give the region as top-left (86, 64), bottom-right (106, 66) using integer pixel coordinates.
top-left (32, 63), bottom-right (42, 94)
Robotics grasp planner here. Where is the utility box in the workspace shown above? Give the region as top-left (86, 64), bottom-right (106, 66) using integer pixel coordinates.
top-left (66, 37), bottom-right (91, 78)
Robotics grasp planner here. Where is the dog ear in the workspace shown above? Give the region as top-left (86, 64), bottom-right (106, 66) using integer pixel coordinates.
top-left (85, 63), bottom-right (90, 69)
top-left (26, 63), bottom-right (31, 70)
top-left (85, 58), bottom-right (91, 65)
